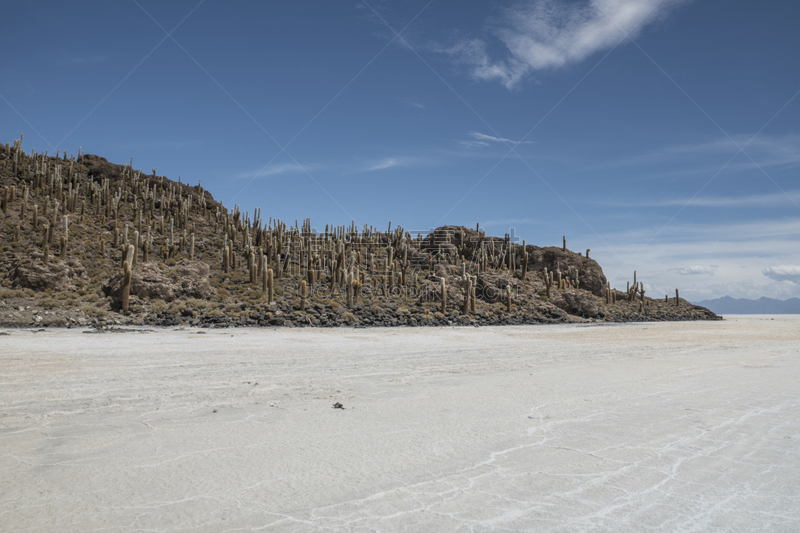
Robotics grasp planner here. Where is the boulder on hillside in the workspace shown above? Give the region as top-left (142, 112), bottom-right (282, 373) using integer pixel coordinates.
top-left (102, 260), bottom-right (215, 303)
top-left (550, 289), bottom-right (600, 318)
top-left (10, 257), bottom-right (88, 292)
top-left (173, 260), bottom-right (215, 300)
top-left (529, 247), bottom-right (607, 297)
top-left (475, 272), bottom-right (514, 303)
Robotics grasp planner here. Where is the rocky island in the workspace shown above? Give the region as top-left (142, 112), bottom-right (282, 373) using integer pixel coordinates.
top-left (0, 136), bottom-right (719, 328)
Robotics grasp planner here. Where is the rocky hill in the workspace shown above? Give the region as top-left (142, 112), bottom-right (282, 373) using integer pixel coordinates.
top-left (0, 136), bottom-right (719, 328)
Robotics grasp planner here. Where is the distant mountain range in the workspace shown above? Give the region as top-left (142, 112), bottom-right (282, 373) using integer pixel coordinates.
top-left (694, 296), bottom-right (800, 314)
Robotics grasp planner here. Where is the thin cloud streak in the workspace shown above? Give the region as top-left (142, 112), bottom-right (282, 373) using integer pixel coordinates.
top-left (603, 134), bottom-right (800, 170)
top-left (357, 156), bottom-right (426, 172)
top-left (603, 190), bottom-right (800, 208)
top-left (235, 163), bottom-right (321, 179)
top-left (469, 131), bottom-right (536, 145)
top-left (398, 97), bottom-right (425, 109)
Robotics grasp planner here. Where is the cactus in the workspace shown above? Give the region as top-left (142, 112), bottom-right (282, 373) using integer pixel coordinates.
top-left (300, 280), bottom-right (307, 311)
top-left (43, 245), bottom-right (49, 266)
top-left (441, 277), bottom-right (447, 314)
top-left (521, 251), bottom-right (528, 280)
top-left (458, 264), bottom-right (472, 314)
top-left (470, 283), bottom-right (476, 313)
top-left (125, 243), bottom-right (134, 267)
top-left (586, 249), bottom-right (590, 258)
top-left (544, 267), bottom-right (552, 298)
top-left (21, 187), bottom-right (27, 219)
top-left (353, 276), bottom-right (363, 305)
top-left (346, 272), bottom-right (354, 308)
top-left (675, 288), bottom-right (679, 307)
top-left (307, 260), bottom-right (315, 287)
top-left (562, 235), bottom-right (566, 252)
top-left (267, 268), bottom-right (274, 303)
top-left (121, 260), bottom-right (132, 312)
top-left (506, 284), bottom-right (512, 313)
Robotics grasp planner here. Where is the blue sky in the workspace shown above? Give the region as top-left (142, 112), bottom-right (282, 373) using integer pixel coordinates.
top-left (2, 0), bottom-right (799, 300)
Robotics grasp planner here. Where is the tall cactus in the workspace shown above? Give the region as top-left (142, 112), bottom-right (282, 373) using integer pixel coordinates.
top-left (346, 271), bottom-right (354, 308)
top-left (441, 277), bottom-right (447, 314)
top-left (121, 260), bottom-right (132, 312)
top-left (521, 251), bottom-right (529, 280)
top-left (60, 216), bottom-right (69, 259)
top-left (267, 268), bottom-right (274, 303)
top-left (544, 267), bottom-right (552, 298)
top-left (458, 264), bottom-right (473, 314)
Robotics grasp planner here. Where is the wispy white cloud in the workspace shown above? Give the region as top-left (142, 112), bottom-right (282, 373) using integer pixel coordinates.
top-left (239, 155), bottom-right (427, 178)
top-left (582, 217), bottom-right (800, 300)
top-left (678, 265), bottom-right (715, 276)
top-left (358, 156), bottom-right (426, 172)
top-left (763, 265), bottom-right (800, 283)
top-left (469, 131), bottom-right (536, 145)
top-left (364, 158), bottom-right (402, 171)
top-left (236, 162), bottom-right (320, 179)
top-left (607, 134), bottom-right (800, 170)
top-left (398, 97), bottom-right (425, 109)
top-left (458, 131), bottom-right (537, 150)
top-left (458, 140), bottom-right (491, 149)
top-left (607, 190), bottom-right (800, 208)
top-left (441, 0), bottom-right (686, 89)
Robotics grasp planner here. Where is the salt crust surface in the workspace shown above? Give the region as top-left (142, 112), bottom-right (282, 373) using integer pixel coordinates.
top-left (1, 316), bottom-right (799, 532)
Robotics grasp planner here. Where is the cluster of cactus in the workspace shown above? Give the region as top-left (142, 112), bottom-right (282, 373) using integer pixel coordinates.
top-left (540, 263), bottom-right (582, 295)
